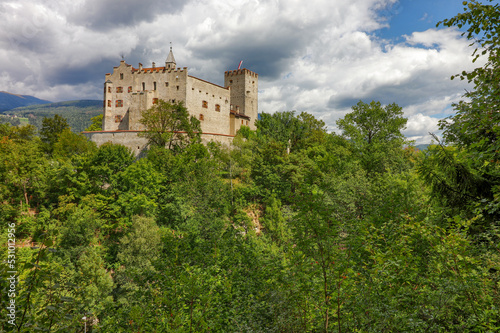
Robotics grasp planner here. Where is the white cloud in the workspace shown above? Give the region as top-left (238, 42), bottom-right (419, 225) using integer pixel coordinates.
top-left (0, 0), bottom-right (479, 142)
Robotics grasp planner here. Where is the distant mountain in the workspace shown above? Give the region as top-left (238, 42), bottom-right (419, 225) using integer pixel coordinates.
top-left (0, 91), bottom-right (52, 112)
top-left (13, 99), bottom-right (103, 111)
top-left (415, 144), bottom-right (430, 151)
top-left (6, 100), bottom-right (103, 133)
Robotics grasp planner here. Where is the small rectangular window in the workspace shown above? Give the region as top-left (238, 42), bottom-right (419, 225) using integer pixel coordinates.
top-left (107, 100), bottom-right (111, 107)
top-left (116, 100), bottom-right (123, 107)
top-left (108, 87), bottom-right (111, 93)
top-left (215, 104), bottom-right (220, 112)
top-left (199, 114), bottom-right (204, 121)
top-left (142, 82), bottom-right (145, 91)
top-left (120, 73), bottom-right (124, 80)
top-left (153, 82), bottom-right (157, 90)
top-left (153, 98), bottom-right (158, 104)
top-left (176, 85), bottom-right (179, 90)
top-left (115, 115), bottom-right (122, 123)
top-left (165, 82), bottom-right (169, 87)
top-left (116, 87), bottom-right (123, 93)
top-left (202, 101), bottom-right (208, 108)
top-left (128, 86), bottom-right (132, 93)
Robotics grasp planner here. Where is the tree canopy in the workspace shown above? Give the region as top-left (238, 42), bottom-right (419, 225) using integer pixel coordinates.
top-left (139, 100), bottom-right (201, 152)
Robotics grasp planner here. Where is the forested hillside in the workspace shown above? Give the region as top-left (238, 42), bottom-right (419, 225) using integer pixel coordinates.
top-left (1, 2), bottom-right (500, 332)
top-left (2, 100), bottom-right (102, 133)
top-left (0, 92), bottom-right (51, 112)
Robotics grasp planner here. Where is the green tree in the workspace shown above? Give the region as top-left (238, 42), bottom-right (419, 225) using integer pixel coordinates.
top-left (336, 100), bottom-right (406, 145)
top-left (257, 111), bottom-right (327, 153)
top-left (336, 100), bottom-right (408, 174)
top-left (85, 114), bottom-right (103, 131)
top-left (0, 123), bottom-right (37, 142)
top-left (139, 100), bottom-right (201, 152)
top-left (431, 1), bottom-right (500, 224)
top-left (40, 114), bottom-right (70, 153)
top-left (53, 129), bottom-right (96, 159)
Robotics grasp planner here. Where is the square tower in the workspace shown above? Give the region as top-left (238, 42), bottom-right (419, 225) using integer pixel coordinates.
top-left (224, 69), bottom-right (258, 130)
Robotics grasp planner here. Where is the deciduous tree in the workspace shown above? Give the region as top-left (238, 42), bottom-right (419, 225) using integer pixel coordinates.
top-left (139, 100), bottom-right (201, 152)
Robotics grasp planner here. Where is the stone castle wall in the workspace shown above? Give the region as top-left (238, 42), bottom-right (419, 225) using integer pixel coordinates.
top-left (88, 50), bottom-right (258, 153)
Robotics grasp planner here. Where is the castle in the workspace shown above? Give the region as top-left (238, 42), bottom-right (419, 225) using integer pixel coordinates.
top-left (85, 48), bottom-right (258, 153)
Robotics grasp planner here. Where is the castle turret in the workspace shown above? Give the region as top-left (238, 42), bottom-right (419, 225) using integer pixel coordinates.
top-left (165, 46), bottom-right (176, 70)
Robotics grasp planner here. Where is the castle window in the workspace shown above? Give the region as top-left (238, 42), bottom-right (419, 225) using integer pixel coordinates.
top-left (115, 115), bottom-right (122, 123)
top-left (116, 100), bottom-right (123, 107)
top-left (153, 82), bottom-right (157, 90)
top-left (142, 82), bottom-right (145, 91)
top-left (153, 98), bottom-right (158, 104)
top-left (172, 99), bottom-right (176, 103)
top-left (215, 104), bottom-right (220, 112)
top-left (199, 114), bottom-right (204, 121)
top-left (128, 86), bottom-right (132, 93)
top-left (108, 87), bottom-right (111, 93)
top-left (107, 100), bottom-right (111, 107)
top-left (202, 101), bottom-right (208, 108)
top-left (241, 120), bottom-right (244, 125)
top-left (230, 104), bottom-right (234, 111)
top-left (176, 86), bottom-right (179, 90)
top-left (165, 82), bottom-right (169, 87)
top-left (116, 87), bottom-right (123, 93)
top-left (246, 120), bottom-right (249, 125)
top-left (120, 73), bottom-right (123, 80)
top-left (229, 80), bottom-right (233, 84)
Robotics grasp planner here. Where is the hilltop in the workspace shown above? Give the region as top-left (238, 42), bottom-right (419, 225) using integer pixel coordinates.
top-left (0, 91), bottom-right (52, 111)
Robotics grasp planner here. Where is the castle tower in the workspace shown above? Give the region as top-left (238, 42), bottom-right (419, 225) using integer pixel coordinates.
top-left (224, 68), bottom-right (258, 131)
top-left (165, 46), bottom-right (176, 70)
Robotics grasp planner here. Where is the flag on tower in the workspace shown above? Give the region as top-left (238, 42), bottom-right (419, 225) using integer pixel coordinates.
top-left (238, 60), bottom-right (243, 69)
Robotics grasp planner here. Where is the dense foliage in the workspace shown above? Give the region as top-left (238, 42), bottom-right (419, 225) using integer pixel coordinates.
top-left (1, 2), bottom-right (500, 331)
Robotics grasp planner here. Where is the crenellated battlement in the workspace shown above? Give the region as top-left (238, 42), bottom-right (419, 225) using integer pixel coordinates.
top-left (224, 69), bottom-right (258, 77)
top-left (131, 66), bottom-right (188, 74)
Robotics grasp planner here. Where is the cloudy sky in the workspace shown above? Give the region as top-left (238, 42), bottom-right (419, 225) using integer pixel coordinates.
top-left (0, 0), bottom-right (485, 143)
